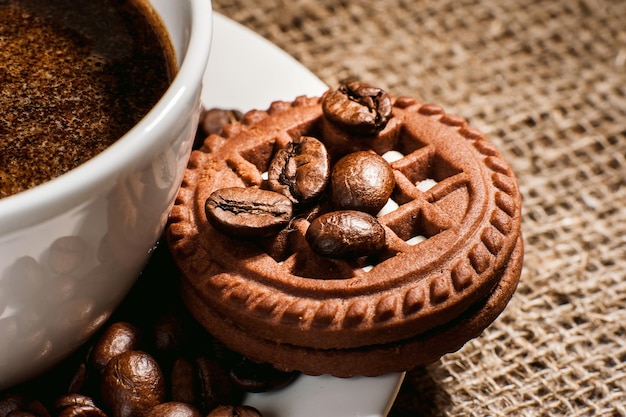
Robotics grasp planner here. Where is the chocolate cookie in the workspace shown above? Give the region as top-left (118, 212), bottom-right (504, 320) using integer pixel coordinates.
top-left (167, 83), bottom-right (523, 377)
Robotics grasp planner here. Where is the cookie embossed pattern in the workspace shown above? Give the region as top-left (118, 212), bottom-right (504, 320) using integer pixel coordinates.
top-left (167, 82), bottom-right (523, 378)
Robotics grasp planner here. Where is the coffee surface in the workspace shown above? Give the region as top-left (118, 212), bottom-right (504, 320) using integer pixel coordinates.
top-left (0, 0), bottom-right (175, 198)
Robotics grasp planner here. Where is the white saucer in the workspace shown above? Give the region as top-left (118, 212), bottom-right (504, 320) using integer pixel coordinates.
top-left (202, 13), bottom-right (327, 110)
top-left (200, 13), bottom-right (405, 417)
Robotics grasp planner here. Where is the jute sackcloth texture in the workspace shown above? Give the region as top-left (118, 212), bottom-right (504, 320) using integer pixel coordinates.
top-left (211, 0), bottom-right (626, 415)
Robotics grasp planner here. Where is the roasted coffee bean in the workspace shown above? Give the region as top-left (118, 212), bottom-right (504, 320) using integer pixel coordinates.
top-left (100, 350), bottom-right (165, 417)
top-left (53, 394), bottom-right (97, 411)
top-left (0, 390), bottom-right (21, 414)
top-left (199, 108), bottom-right (244, 137)
top-left (195, 357), bottom-right (242, 414)
top-left (170, 357), bottom-right (196, 405)
top-left (330, 151), bottom-right (395, 215)
top-left (57, 405), bottom-right (107, 417)
top-left (322, 81), bottom-right (392, 135)
top-left (206, 405), bottom-right (263, 417)
top-left (151, 310), bottom-right (190, 362)
top-left (145, 402), bottom-right (202, 417)
top-left (67, 362), bottom-right (89, 394)
top-left (205, 187), bottom-right (293, 238)
top-left (306, 210), bottom-right (386, 258)
top-left (0, 393), bottom-right (50, 417)
top-left (91, 322), bottom-right (142, 374)
top-left (229, 357), bottom-right (299, 393)
top-left (205, 337), bottom-right (243, 367)
top-left (268, 136), bottom-right (330, 205)
top-left (194, 108), bottom-right (244, 149)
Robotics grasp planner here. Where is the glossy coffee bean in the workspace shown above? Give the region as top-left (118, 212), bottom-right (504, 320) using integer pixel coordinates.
top-left (170, 357), bottom-right (196, 405)
top-left (194, 108), bottom-right (244, 149)
top-left (195, 356), bottom-right (242, 414)
top-left (100, 350), bottom-right (165, 417)
top-left (53, 394), bottom-right (97, 411)
top-left (57, 405), bottom-right (107, 417)
top-left (229, 357), bottom-right (299, 393)
top-left (322, 81), bottom-right (392, 135)
top-left (330, 151), bottom-right (395, 215)
top-left (199, 108), bottom-right (243, 137)
top-left (306, 210), bottom-right (386, 258)
top-left (144, 402), bottom-right (202, 417)
top-left (91, 322), bottom-right (142, 374)
top-left (205, 187), bottom-right (293, 238)
top-left (206, 405), bottom-right (263, 417)
top-left (151, 310), bottom-right (190, 360)
top-left (0, 391), bottom-right (21, 415)
top-left (268, 136), bottom-right (330, 205)
top-left (0, 393), bottom-right (50, 417)
top-left (67, 362), bottom-right (89, 394)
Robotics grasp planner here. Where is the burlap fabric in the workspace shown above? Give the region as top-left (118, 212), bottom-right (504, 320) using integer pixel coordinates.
top-left (212, 0), bottom-right (626, 415)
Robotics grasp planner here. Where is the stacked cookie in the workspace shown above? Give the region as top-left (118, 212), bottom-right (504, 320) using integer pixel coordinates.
top-left (167, 83), bottom-right (523, 377)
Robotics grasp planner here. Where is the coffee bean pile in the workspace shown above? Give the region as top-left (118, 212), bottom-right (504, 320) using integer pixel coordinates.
top-left (0, 243), bottom-right (298, 417)
top-left (203, 82), bottom-right (396, 260)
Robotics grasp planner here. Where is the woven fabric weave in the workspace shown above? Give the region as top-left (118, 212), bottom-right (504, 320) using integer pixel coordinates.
top-left (212, 0), bottom-right (626, 415)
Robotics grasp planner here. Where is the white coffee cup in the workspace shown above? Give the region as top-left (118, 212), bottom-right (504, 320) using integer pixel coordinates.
top-left (0, 0), bottom-right (213, 389)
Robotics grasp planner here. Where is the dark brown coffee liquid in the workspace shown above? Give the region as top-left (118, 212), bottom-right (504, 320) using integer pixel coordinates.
top-left (0, 0), bottom-right (176, 198)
